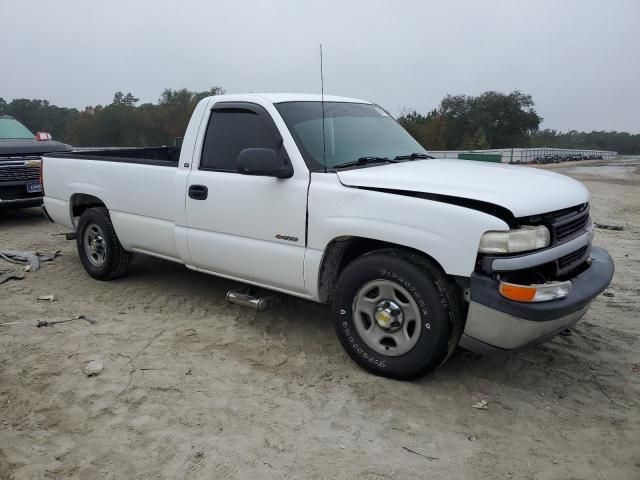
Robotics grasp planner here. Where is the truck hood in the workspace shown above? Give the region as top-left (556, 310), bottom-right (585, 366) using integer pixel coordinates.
top-left (336, 159), bottom-right (589, 218)
top-left (0, 139), bottom-right (72, 158)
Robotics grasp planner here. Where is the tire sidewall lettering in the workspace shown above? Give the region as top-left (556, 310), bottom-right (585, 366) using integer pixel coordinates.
top-left (340, 317), bottom-right (387, 368)
top-left (334, 255), bottom-right (450, 377)
top-left (379, 268), bottom-right (429, 315)
top-left (337, 269), bottom-right (432, 370)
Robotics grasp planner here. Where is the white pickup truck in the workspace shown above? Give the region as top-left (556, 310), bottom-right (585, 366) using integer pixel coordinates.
top-left (41, 93), bottom-right (614, 379)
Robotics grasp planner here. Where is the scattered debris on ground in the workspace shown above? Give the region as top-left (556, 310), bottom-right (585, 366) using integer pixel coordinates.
top-left (0, 269), bottom-right (24, 285)
top-left (472, 399), bottom-right (489, 410)
top-left (37, 294), bottom-right (57, 302)
top-left (82, 360), bottom-right (104, 377)
top-left (118, 328), bottom-right (166, 395)
top-left (0, 249), bottom-right (60, 271)
top-left (36, 314), bottom-right (96, 328)
top-left (594, 223), bottom-right (624, 231)
top-left (401, 446), bottom-right (439, 461)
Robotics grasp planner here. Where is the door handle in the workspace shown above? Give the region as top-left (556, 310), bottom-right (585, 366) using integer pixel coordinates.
top-left (188, 185), bottom-right (208, 200)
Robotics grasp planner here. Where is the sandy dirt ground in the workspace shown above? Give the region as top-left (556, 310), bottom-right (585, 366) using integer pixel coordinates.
top-left (1, 157), bottom-right (638, 479)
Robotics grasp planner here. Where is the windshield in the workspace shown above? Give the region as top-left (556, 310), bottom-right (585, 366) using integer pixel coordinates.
top-left (275, 101), bottom-right (428, 170)
top-left (0, 117), bottom-right (34, 140)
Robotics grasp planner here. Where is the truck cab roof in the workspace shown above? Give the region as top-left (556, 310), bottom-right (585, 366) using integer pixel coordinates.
top-left (204, 93), bottom-right (371, 105)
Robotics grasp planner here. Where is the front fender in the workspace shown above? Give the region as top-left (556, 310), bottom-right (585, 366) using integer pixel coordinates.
top-left (305, 174), bottom-right (508, 299)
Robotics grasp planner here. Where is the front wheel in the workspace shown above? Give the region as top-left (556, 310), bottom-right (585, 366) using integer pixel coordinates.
top-left (332, 250), bottom-right (461, 379)
top-left (76, 207), bottom-right (131, 280)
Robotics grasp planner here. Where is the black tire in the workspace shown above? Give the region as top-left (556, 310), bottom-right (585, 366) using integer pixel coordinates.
top-left (76, 207), bottom-right (131, 280)
top-left (332, 249), bottom-right (462, 379)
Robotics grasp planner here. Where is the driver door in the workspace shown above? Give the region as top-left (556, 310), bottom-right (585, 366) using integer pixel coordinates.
top-left (185, 102), bottom-right (308, 293)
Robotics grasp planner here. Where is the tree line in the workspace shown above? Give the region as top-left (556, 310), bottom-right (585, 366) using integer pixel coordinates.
top-left (397, 91), bottom-right (640, 154)
top-left (1, 88), bottom-right (639, 154)
top-left (0, 87), bottom-right (224, 147)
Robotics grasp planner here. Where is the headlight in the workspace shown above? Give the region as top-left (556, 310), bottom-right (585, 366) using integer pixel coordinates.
top-left (478, 225), bottom-right (550, 254)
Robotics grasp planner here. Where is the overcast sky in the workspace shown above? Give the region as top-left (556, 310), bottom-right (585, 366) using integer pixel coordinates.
top-left (1, 0), bottom-right (638, 132)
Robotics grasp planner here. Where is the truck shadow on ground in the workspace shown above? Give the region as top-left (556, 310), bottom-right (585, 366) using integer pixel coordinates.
top-left (0, 207), bottom-right (46, 228)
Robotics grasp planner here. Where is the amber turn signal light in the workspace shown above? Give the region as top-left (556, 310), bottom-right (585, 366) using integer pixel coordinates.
top-left (499, 280), bottom-right (572, 303)
top-left (499, 282), bottom-right (537, 302)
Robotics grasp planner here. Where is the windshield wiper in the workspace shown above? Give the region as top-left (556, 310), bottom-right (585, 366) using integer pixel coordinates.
top-left (394, 152), bottom-right (434, 160)
top-left (331, 156), bottom-right (398, 170)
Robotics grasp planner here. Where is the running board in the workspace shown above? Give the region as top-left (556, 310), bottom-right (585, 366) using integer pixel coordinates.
top-left (226, 287), bottom-right (282, 311)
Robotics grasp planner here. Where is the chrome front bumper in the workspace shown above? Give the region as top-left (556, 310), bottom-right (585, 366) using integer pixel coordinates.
top-left (460, 246), bottom-right (614, 353)
top-left (460, 302), bottom-right (589, 353)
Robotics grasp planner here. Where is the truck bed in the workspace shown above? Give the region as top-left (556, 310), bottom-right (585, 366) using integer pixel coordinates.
top-left (46, 147), bottom-right (180, 166)
top-left (43, 147), bottom-right (183, 259)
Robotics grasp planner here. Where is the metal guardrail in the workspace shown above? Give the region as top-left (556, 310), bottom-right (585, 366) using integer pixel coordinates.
top-left (430, 148), bottom-right (618, 163)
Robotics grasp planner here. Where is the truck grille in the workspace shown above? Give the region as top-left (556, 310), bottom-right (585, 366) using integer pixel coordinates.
top-left (0, 165), bottom-right (40, 183)
top-left (557, 245), bottom-right (589, 275)
top-left (546, 204), bottom-right (590, 243)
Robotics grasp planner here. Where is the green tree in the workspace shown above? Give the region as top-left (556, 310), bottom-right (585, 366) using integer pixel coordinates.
top-left (63, 86), bottom-right (225, 146)
top-left (157, 87), bottom-right (226, 139)
top-left (4, 88), bottom-right (638, 153)
top-left (472, 91), bottom-right (541, 148)
top-left (530, 129), bottom-right (640, 154)
top-left (0, 98), bottom-right (80, 140)
top-left (461, 128), bottom-right (489, 150)
top-left (399, 90), bottom-right (542, 150)
top-left (112, 92), bottom-right (139, 107)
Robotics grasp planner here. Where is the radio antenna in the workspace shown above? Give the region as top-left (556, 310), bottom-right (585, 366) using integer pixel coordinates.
top-left (320, 44), bottom-right (327, 173)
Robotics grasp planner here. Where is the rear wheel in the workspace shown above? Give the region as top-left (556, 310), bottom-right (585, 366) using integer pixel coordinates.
top-left (332, 250), bottom-right (461, 379)
top-left (76, 207), bottom-right (131, 280)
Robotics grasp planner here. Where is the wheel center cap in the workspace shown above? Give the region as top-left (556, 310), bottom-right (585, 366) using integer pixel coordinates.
top-left (374, 300), bottom-right (403, 331)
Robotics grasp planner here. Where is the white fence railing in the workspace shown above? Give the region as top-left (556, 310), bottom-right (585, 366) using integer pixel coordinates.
top-left (429, 148), bottom-right (617, 163)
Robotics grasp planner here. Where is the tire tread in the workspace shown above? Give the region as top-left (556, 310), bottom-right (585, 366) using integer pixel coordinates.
top-left (334, 248), bottom-right (463, 379)
top-left (77, 207), bottom-right (131, 280)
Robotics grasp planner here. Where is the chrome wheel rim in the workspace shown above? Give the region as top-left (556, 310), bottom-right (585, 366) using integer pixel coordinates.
top-left (352, 279), bottom-right (422, 357)
top-left (83, 223), bottom-right (107, 267)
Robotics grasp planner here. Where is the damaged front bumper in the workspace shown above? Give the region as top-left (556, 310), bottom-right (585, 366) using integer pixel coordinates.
top-left (460, 246), bottom-right (614, 353)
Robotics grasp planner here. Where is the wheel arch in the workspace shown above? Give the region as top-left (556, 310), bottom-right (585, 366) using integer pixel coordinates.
top-left (316, 236), bottom-right (450, 304)
top-left (69, 193), bottom-right (107, 228)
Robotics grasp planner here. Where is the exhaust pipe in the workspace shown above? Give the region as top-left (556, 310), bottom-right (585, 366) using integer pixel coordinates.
top-left (226, 287), bottom-right (282, 311)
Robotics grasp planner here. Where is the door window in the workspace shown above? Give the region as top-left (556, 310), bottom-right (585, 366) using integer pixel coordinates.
top-left (200, 108), bottom-right (280, 171)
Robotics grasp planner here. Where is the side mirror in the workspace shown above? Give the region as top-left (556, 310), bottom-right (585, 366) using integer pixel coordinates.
top-left (237, 148), bottom-right (293, 178)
